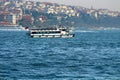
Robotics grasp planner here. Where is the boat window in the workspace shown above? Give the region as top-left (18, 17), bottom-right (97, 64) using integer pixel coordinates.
top-left (32, 32), bottom-right (37, 34)
top-left (62, 29), bottom-right (67, 31)
top-left (31, 31), bottom-right (61, 34)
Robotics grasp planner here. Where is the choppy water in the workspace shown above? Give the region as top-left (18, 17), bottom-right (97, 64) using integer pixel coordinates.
top-left (0, 30), bottom-right (120, 80)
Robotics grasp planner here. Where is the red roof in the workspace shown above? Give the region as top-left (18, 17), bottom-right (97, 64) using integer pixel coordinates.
top-left (0, 11), bottom-right (10, 15)
top-left (22, 15), bottom-right (33, 21)
top-left (0, 22), bottom-right (12, 25)
top-left (10, 9), bottom-right (21, 14)
top-left (41, 2), bottom-right (53, 5)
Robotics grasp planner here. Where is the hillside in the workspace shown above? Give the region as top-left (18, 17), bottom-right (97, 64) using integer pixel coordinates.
top-left (0, 0), bottom-right (120, 29)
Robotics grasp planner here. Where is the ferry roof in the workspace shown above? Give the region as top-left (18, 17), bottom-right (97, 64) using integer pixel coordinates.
top-left (30, 27), bottom-right (57, 30)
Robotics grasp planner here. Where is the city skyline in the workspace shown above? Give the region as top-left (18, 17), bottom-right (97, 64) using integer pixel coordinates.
top-left (30, 0), bottom-right (120, 11)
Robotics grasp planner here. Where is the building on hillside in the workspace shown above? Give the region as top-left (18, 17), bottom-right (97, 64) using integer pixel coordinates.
top-left (22, 14), bottom-right (34, 24)
top-left (0, 11), bottom-right (9, 21)
top-left (0, 14), bottom-right (5, 21)
top-left (5, 13), bottom-right (17, 25)
top-left (21, 14), bottom-right (34, 27)
top-left (10, 8), bottom-right (23, 20)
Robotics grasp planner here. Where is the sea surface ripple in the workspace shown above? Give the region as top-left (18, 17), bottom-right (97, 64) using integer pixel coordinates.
top-left (0, 30), bottom-right (120, 80)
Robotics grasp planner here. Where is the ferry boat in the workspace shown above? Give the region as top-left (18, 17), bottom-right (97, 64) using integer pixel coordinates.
top-left (29, 27), bottom-right (75, 38)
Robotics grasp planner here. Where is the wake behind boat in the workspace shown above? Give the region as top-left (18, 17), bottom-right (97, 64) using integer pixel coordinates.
top-left (29, 26), bottom-right (75, 38)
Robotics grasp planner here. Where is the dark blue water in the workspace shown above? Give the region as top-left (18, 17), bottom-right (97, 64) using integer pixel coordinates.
top-left (0, 30), bottom-right (120, 80)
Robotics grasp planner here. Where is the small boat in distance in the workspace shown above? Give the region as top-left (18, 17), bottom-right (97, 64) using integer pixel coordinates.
top-left (0, 25), bottom-right (29, 31)
top-left (29, 26), bottom-right (75, 38)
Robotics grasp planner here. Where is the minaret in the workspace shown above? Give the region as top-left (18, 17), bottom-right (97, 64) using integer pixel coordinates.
top-left (91, 6), bottom-right (93, 10)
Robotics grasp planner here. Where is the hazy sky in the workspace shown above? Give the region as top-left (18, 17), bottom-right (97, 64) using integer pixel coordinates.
top-left (31, 0), bottom-right (120, 11)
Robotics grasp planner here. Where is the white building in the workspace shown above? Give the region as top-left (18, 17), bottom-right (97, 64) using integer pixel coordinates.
top-left (6, 13), bottom-right (17, 25)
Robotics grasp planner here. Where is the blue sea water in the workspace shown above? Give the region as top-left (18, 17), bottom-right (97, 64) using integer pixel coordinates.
top-left (0, 30), bottom-right (120, 80)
